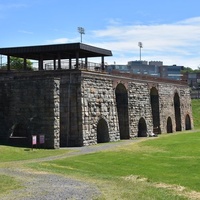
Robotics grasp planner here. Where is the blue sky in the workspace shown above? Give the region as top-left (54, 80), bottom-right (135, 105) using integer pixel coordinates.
top-left (1, 0), bottom-right (200, 68)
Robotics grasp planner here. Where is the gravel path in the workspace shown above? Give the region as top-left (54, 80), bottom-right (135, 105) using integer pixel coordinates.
top-left (0, 139), bottom-right (141, 200)
top-left (0, 167), bottom-right (100, 200)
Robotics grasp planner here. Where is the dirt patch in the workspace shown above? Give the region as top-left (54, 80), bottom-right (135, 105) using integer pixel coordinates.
top-left (123, 175), bottom-right (200, 200)
top-left (155, 182), bottom-right (200, 200)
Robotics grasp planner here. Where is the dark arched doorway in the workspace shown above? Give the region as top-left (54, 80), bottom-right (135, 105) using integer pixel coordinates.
top-left (174, 92), bottom-right (182, 131)
top-left (150, 87), bottom-right (161, 134)
top-left (12, 123), bottom-right (28, 137)
top-left (185, 114), bottom-right (192, 130)
top-left (166, 117), bottom-right (173, 133)
top-left (138, 118), bottom-right (147, 137)
top-left (97, 118), bottom-right (110, 143)
top-left (9, 123), bottom-right (29, 147)
top-left (115, 83), bottom-right (129, 139)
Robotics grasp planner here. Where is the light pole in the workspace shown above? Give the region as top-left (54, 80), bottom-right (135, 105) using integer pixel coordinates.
top-left (78, 27), bottom-right (85, 43)
top-left (138, 42), bottom-right (143, 60)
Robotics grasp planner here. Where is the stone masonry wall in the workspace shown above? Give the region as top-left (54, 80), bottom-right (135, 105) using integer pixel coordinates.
top-left (0, 77), bottom-right (60, 149)
top-left (179, 86), bottom-right (193, 130)
top-left (81, 74), bottom-right (120, 146)
top-left (80, 72), bottom-right (193, 145)
top-left (159, 83), bottom-right (193, 132)
top-left (59, 72), bottom-right (83, 147)
top-left (0, 70), bottom-right (193, 148)
top-left (128, 81), bottom-right (153, 137)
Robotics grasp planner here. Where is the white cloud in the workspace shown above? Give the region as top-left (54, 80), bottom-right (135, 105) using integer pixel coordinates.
top-left (91, 17), bottom-right (200, 69)
top-left (18, 30), bottom-right (33, 34)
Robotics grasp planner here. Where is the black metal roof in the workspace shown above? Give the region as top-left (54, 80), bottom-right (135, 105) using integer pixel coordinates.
top-left (0, 43), bottom-right (112, 60)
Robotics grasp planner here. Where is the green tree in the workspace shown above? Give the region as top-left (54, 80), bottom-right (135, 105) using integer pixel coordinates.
top-left (181, 66), bottom-right (194, 73)
top-left (194, 66), bottom-right (200, 73)
top-left (1, 57), bottom-right (33, 71)
top-left (181, 66), bottom-right (200, 73)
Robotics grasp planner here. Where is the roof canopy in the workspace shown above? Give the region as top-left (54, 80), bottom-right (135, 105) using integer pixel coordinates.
top-left (0, 43), bottom-right (112, 60)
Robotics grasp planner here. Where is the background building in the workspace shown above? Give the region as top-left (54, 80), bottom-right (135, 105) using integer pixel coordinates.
top-left (106, 60), bottom-right (184, 81)
top-left (182, 72), bottom-right (200, 99)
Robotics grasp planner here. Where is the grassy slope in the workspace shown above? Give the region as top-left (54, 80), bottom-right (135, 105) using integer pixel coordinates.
top-left (1, 99), bottom-right (200, 199)
top-left (192, 99), bottom-right (200, 128)
top-left (0, 175), bottom-right (21, 195)
top-left (28, 132), bottom-right (200, 190)
top-left (0, 146), bottom-right (70, 163)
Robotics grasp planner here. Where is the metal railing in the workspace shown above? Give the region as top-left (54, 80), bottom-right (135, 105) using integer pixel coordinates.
top-left (43, 60), bottom-right (102, 72)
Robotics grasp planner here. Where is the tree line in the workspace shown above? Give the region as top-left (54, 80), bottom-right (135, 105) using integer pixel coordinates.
top-left (1, 57), bottom-right (33, 71)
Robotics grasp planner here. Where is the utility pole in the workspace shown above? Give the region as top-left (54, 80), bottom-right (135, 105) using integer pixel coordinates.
top-left (78, 27), bottom-right (85, 43)
top-left (138, 42), bottom-right (143, 60)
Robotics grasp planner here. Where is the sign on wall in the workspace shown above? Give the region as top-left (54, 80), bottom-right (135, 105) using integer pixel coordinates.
top-left (39, 135), bottom-right (45, 144)
top-left (32, 135), bottom-right (37, 145)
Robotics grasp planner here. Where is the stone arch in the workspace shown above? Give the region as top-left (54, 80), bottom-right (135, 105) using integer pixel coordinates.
top-left (150, 87), bottom-right (161, 134)
top-left (11, 123), bottom-right (28, 138)
top-left (185, 114), bottom-right (192, 130)
top-left (97, 118), bottom-right (110, 143)
top-left (174, 92), bottom-right (182, 131)
top-left (166, 117), bottom-right (173, 133)
top-left (138, 117), bottom-right (147, 137)
top-left (115, 83), bottom-right (129, 139)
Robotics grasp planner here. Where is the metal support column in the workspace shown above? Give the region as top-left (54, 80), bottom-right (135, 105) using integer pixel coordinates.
top-left (57, 53), bottom-right (61, 70)
top-left (7, 56), bottom-right (10, 71)
top-left (69, 57), bottom-right (72, 69)
top-left (85, 57), bottom-right (88, 69)
top-left (101, 56), bottom-right (105, 71)
top-left (54, 59), bottom-right (56, 70)
top-left (23, 58), bottom-right (27, 70)
top-left (39, 55), bottom-right (43, 70)
top-left (75, 51), bottom-right (79, 69)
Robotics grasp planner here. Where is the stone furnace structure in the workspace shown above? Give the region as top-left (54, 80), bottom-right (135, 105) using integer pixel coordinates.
top-left (0, 43), bottom-right (193, 148)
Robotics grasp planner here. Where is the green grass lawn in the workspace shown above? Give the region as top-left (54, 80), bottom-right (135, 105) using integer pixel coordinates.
top-left (192, 99), bottom-right (200, 128)
top-left (0, 146), bottom-right (70, 163)
top-left (1, 99), bottom-right (200, 199)
top-left (27, 132), bottom-right (199, 200)
top-left (0, 175), bottom-right (22, 195)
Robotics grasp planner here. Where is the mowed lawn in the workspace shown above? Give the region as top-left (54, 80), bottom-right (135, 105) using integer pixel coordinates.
top-left (27, 131), bottom-right (200, 200)
top-left (0, 99), bottom-right (200, 199)
top-left (0, 145), bottom-right (70, 163)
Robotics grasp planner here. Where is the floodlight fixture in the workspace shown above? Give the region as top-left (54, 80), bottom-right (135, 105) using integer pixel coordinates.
top-left (78, 27), bottom-right (85, 43)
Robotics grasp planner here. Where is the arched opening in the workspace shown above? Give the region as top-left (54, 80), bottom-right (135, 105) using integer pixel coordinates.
top-left (97, 118), bottom-right (109, 143)
top-left (138, 118), bottom-right (147, 137)
top-left (115, 83), bottom-right (129, 139)
top-left (150, 87), bottom-right (161, 134)
top-left (166, 117), bottom-right (173, 133)
top-left (185, 114), bottom-right (192, 130)
top-left (9, 123), bottom-right (29, 147)
top-left (11, 123), bottom-right (28, 138)
top-left (174, 92), bottom-right (182, 131)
